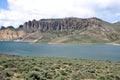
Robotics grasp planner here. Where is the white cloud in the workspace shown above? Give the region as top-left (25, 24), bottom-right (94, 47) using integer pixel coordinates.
top-left (0, 0), bottom-right (120, 27)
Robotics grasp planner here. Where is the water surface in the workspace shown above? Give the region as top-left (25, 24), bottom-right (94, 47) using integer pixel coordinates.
top-left (0, 42), bottom-right (120, 61)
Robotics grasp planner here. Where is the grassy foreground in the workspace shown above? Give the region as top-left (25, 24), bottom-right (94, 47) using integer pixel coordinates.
top-left (0, 54), bottom-right (120, 80)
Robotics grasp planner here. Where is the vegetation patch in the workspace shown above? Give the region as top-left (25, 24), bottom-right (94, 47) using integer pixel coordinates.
top-left (0, 54), bottom-right (120, 80)
top-left (107, 33), bottom-right (119, 41)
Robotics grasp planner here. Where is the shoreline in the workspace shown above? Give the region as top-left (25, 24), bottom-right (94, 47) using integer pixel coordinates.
top-left (0, 53), bottom-right (117, 62)
top-left (1, 40), bottom-right (120, 46)
top-left (105, 43), bottom-right (120, 46)
top-left (0, 52), bottom-right (120, 62)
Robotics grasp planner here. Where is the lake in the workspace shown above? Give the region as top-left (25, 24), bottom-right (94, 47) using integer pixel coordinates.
top-left (0, 42), bottom-right (120, 61)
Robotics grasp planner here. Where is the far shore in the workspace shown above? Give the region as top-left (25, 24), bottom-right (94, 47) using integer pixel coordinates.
top-left (105, 43), bottom-right (120, 46)
top-left (1, 40), bottom-right (120, 46)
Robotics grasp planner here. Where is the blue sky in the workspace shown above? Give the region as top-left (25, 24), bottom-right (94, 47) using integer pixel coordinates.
top-left (0, 0), bottom-right (120, 27)
top-left (0, 0), bottom-right (9, 10)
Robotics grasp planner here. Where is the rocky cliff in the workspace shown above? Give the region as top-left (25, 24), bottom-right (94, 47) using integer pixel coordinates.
top-left (21, 17), bottom-right (104, 33)
top-left (0, 28), bottom-right (26, 41)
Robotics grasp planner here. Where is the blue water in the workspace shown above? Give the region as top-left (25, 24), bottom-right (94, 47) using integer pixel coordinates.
top-left (0, 42), bottom-right (120, 61)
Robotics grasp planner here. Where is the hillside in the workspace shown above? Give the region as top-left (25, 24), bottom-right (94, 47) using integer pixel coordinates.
top-left (0, 54), bottom-right (120, 80)
top-left (0, 17), bottom-right (120, 44)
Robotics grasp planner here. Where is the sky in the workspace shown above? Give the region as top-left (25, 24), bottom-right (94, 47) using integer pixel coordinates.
top-left (0, 0), bottom-right (120, 27)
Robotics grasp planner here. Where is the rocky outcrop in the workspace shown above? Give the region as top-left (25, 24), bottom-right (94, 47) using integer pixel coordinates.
top-left (0, 29), bottom-right (26, 41)
top-left (22, 17), bottom-right (104, 33)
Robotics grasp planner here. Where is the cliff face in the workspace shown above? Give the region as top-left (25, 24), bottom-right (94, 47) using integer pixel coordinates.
top-left (22, 17), bottom-right (103, 33)
top-left (0, 29), bottom-right (26, 41)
